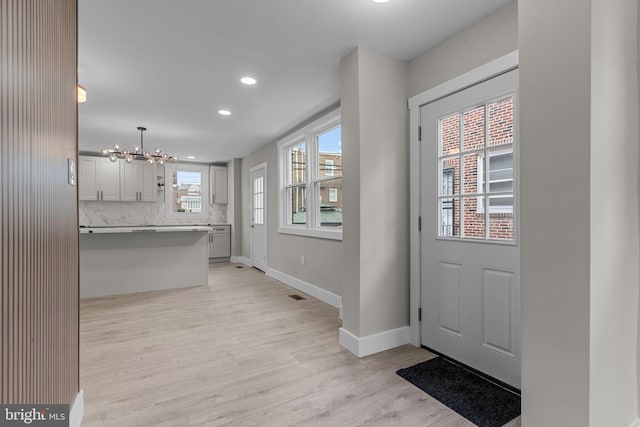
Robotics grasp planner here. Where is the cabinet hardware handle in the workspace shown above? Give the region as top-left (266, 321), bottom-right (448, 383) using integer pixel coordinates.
top-left (101, 190), bottom-right (103, 200)
top-left (97, 190), bottom-right (99, 200)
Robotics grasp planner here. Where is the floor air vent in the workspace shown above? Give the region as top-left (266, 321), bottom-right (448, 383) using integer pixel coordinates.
top-left (288, 294), bottom-right (305, 301)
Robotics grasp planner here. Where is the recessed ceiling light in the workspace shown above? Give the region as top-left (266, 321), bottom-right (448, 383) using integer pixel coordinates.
top-left (218, 110), bottom-right (231, 116)
top-left (240, 77), bottom-right (257, 85)
top-left (187, 156), bottom-right (196, 160)
top-left (372, 0), bottom-right (390, 2)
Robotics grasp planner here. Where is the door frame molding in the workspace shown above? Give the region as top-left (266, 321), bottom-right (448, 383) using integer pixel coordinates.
top-left (249, 162), bottom-right (268, 269)
top-left (408, 51), bottom-right (519, 346)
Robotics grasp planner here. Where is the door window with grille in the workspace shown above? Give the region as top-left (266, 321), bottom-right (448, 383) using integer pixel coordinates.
top-left (437, 96), bottom-right (515, 241)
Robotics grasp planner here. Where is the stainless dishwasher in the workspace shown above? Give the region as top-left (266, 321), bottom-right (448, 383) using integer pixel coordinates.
top-left (209, 225), bottom-right (231, 261)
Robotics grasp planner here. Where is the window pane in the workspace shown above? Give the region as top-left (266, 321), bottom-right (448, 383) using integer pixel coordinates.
top-left (287, 185), bottom-right (307, 225)
top-left (316, 177), bottom-right (342, 228)
top-left (318, 126), bottom-right (342, 178)
top-left (488, 150), bottom-right (513, 195)
top-left (489, 195), bottom-right (513, 211)
top-left (440, 114), bottom-right (460, 156)
top-left (463, 153), bottom-right (481, 195)
top-left (439, 197), bottom-right (460, 237)
top-left (463, 105), bottom-right (485, 152)
top-left (253, 176), bottom-right (264, 225)
top-left (489, 212), bottom-right (514, 241)
top-left (289, 143), bottom-right (306, 184)
top-left (488, 96), bottom-right (514, 147)
top-left (440, 158), bottom-right (459, 197)
top-left (462, 196), bottom-right (485, 239)
top-left (171, 170), bottom-right (202, 214)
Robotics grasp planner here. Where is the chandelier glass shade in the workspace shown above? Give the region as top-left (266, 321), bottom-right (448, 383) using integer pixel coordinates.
top-left (101, 127), bottom-right (178, 165)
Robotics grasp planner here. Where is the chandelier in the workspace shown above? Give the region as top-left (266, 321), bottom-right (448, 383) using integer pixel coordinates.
top-left (101, 126), bottom-right (178, 164)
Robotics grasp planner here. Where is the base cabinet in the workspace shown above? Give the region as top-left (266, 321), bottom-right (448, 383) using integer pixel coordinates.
top-left (209, 225), bottom-right (231, 259)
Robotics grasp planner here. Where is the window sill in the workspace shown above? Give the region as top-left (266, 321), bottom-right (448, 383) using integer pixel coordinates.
top-left (278, 226), bottom-right (342, 241)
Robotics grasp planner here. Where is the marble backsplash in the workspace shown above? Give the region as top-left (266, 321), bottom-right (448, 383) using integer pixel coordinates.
top-left (79, 200), bottom-right (227, 226)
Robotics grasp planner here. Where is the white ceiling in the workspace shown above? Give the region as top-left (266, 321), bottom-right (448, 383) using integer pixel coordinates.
top-left (78, 0), bottom-right (512, 163)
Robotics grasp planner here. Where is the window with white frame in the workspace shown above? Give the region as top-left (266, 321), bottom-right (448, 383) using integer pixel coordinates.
top-left (328, 188), bottom-right (338, 203)
top-left (278, 109), bottom-right (342, 239)
top-left (325, 159), bottom-right (335, 176)
top-left (165, 164), bottom-right (209, 219)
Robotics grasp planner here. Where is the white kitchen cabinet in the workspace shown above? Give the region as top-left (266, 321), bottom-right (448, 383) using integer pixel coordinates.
top-left (80, 155), bottom-right (158, 202)
top-left (120, 161), bottom-right (157, 202)
top-left (210, 165), bottom-right (228, 204)
top-left (119, 161), bottom-right (140, 201)
top-left (141, 162), bottom-right (158, 201)
top-left (79, 156), bottom-right (120, 201)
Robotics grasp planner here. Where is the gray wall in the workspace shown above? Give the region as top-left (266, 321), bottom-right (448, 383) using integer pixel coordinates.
top-left (520, 0), bottom-right (640, 424)
top-left (519, 0), bottom-right (591, 423)
top-left (408, 1), bottom-right (518, 98)
top-left (228, 158), bottom-right (243, 256)
top-left (340, 49), bottom-right (362, 333)
top-left (240, 138), bottom-right (344, 297)
top-left (356, 48), bottom-right (409, 337)
top-left (589, 0), bottom-right (639, 424)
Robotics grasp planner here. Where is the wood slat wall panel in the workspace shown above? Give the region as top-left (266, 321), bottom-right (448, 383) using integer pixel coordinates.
top-left (0, 0), bottom-right (78, 406)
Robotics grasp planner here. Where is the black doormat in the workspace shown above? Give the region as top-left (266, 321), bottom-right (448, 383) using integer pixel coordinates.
top-left (396, 357), bottom-right (520, 427)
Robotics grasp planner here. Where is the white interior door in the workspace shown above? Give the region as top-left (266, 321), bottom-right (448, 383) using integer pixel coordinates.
top-left (420, 69), bottom-right (521, 388)
top-left (250, 164), bottom-right (267, 271)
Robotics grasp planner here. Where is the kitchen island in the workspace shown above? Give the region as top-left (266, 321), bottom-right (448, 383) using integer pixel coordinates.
top-left (80, 225), bottom-right (211, 298)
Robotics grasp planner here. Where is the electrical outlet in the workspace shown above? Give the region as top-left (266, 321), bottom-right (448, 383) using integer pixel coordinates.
top-left (300, 255), bottom-right (305, 265)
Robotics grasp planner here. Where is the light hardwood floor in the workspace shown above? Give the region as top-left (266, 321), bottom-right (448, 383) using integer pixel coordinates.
top-left (80, 263), bottom-right (521, 426)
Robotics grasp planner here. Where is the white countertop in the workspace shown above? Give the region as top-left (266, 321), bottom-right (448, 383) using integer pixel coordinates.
top-left (79, 225), bottom-right (213, 234)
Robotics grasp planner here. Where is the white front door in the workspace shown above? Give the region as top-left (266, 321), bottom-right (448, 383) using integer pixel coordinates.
top-left (250, 164), bottom-right (267, 271)
top-left (420, 69), bottom-right (521, 388)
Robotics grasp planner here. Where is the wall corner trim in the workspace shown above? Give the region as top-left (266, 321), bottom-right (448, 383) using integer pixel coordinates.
top-left (339, 326), bottom-right (410, 358)
top-left (230, 256), bottom-right (252, 267)
top-left (265, 267), bottom-right (342, 310)
top-left (69, 390), bottom-right (84, 427)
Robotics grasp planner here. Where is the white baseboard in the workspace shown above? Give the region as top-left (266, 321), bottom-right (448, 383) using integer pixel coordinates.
top-left (265, 267), bottom-right (342, 311)
top-left (629, 419), bottom-right (640, 427)
top-left (230, 256), bottom-right (251, 267)
top-left (339, 326), bottom-right (410, 358)
top-left (69, 390), bottom-right (84, 427)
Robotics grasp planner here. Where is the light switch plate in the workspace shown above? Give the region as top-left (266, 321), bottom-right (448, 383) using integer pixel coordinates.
top-left (68, 158), bottom-right (76, 186)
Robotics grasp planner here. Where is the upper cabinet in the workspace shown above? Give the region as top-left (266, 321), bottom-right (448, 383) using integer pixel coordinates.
top-left (120, 161), bottom-right (157, 202)
top-left (79, 155), bottom-right (160, 202)
top-left (79, 156), bottom-right (120, 201)
top-left (210, 165), bottom-right (228, 204)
